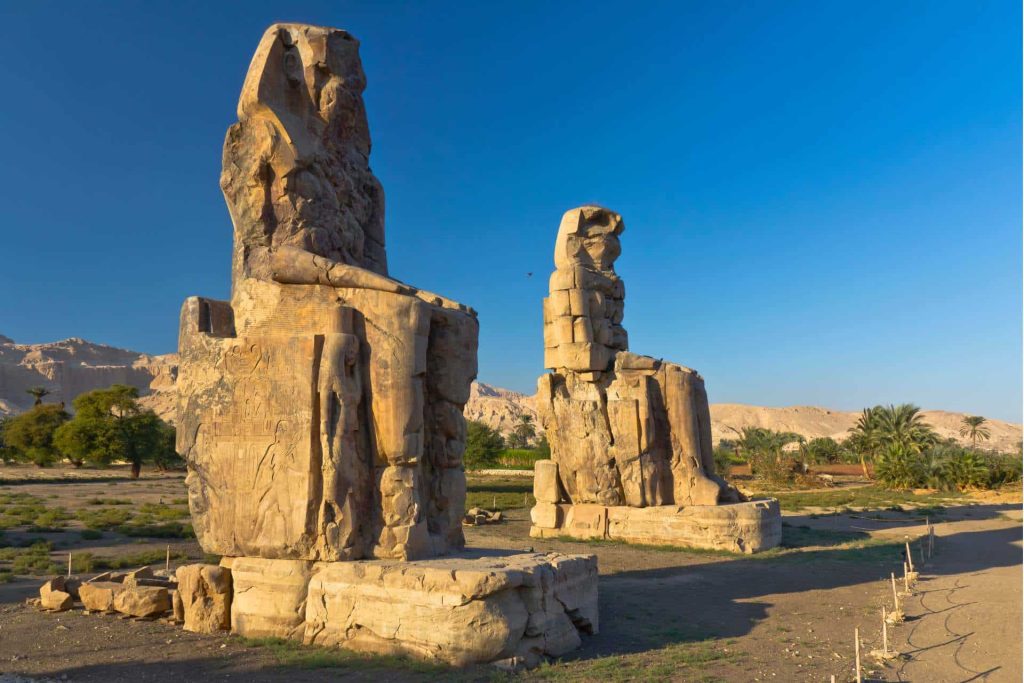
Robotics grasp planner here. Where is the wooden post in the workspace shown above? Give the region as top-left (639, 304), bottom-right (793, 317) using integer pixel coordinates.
top-left (493, 495), bottom-right (497, 510)
top-left (882, 606), bottom-right (889, 654)
top-left (891, 572), bottom-right (899, 611)
top-left (165, 545), bottom-right (170, 572)
top-left (854, 627), bottom-right (862, 683)
top-left (905, 541), bottom-right (914, 572)
top-left (903, 562), bottom-right (909, 592)
top-left (67, 552), bottom-right (72, 578)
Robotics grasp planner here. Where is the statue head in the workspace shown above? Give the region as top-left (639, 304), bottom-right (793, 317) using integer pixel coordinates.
top-left (553, 206), bottom-right (624, 272)
top-left (223, 23), bottom-right (387, 287)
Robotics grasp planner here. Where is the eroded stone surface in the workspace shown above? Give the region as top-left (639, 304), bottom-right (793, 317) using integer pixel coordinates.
top-left (176, 564), bottom-right (232, 633)
top-left (113, 582), bottom-right (171, 618)
top-left (227, 552), bottom-right (597, 666)
top-left (533, 207), bottom-right (780, 552)
top-left (537, 206), bottom-right (741, 509)
top-left (79, 581), bottom-right (124, 613)
top-left (39, 578), bottom-right (72, 612)
top-left (177, 23), bottom-right (477, 563)
top-left (530, 494), bottom-right (782, 553)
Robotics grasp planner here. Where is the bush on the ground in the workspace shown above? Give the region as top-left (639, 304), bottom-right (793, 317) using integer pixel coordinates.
top-left (875, 443), bottom-right (1021, 492)
top-left (54, 384), bottom-right (183, 478)
top-left (1, 404), bottom-right (71, 466)
top-left (464, 420), bottom-right (505, 469)
top-left (495, 448), bottom-right (548, 470)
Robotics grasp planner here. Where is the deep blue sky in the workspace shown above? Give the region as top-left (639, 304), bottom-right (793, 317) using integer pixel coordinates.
top-left (0, 1), bottom-right (1020, 421)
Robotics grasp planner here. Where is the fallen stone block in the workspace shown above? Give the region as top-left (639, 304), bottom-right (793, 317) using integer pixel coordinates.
top-left (79, 581), bottom-right (124, 613)
top-left (39, 578), bottom-right (73, 612)
top-left (113, 584), bottom-right (171, 618)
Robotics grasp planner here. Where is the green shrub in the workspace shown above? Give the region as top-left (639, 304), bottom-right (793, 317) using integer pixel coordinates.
top-left (712, 447), bottom-right (735, 476)
top-left (118, 522), bottom-right (194, 538)
top-left (874, 445), bottom-right (923, 491)
top-left (874, 444), bottom-right (1021, 493)
top-left (77, 507), bottom-right (132, 529)
top-left (983, 453), bottom-right (1022, 487)
top-left (803, 437), bottom-right (842, 464)
top-left (941, 451), bottom-right (989, 491)
top-left (464, 421), bottom-right (505, 469)
top-left (7, 541), bottom-right (57, 575)
top-left (495, 449), bottom-right (547, 470)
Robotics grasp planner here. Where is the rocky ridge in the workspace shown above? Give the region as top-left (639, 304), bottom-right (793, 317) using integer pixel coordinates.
top-left (1, 335), bottom-right (1019, 453)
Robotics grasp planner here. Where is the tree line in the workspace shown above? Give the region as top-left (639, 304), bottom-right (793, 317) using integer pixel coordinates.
top-left (0, 385), bottom-right (181, 478)
top-left (716, 403), bottom-right (1021, 491)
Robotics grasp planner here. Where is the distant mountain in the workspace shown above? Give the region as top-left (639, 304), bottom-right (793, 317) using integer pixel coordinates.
top-left (1, 335), bottom-right (1019, 454)
top-left (0, 335), bottom-right (175, 416)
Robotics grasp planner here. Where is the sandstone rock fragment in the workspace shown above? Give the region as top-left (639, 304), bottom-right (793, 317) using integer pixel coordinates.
top-left (113, 582), bottom-right (171, 618)
top-left (79, 581), bottom-right (124, 613)
top-left (175, 564), bottom-right (232, 633)
top-left (39, 578), bottom-right (73, 611)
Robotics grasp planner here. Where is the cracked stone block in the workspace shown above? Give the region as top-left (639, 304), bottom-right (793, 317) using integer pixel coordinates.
top-left (226, 553), bottom-right (598, 666)
top-left (176, 564), bottom-right (232, 633)
top-left (531, 499), bottom-right (782, 553)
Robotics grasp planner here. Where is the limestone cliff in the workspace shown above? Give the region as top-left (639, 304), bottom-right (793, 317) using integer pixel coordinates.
top-left (0, 335), bottom-right (175, 416)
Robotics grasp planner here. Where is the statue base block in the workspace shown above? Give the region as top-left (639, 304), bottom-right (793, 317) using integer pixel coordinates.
top-left (223, 551), bottom-right (598, 668)
top-left (530, 500), bottom-right (782, 553)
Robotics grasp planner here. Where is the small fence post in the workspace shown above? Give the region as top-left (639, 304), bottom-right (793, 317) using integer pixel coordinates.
top-left (854, 627), bottom-right (862, 683)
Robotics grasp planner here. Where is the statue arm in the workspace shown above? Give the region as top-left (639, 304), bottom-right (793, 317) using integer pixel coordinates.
top-left (271, 246), bottom-right (414, 295)
top-left (271, 246), bottom-right (474, 315)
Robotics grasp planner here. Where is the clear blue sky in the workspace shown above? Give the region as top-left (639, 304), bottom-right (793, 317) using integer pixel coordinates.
top-left (0, 1), bottom-right (1020, 421)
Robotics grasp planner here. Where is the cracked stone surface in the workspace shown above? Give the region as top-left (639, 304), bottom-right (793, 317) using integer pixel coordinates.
top-left (533, 207), bottom-right (780, 551)
top-left (173, 22), bottom-right (596, 666)
top-left (227, 552), bottom-right (598, 667)
top-left (176, 23), bottom-right (478, 563)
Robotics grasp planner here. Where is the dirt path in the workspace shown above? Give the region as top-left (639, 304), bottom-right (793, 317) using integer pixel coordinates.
top-left (893, 508), bottom-right (1022, 682)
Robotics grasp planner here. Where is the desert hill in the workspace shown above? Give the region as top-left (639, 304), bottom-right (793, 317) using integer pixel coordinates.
top-left (0, 335), bottom-right (175, 416)
top-left (466, 385), bottom-right (1021, 453)
top-left (1, 335), bottom-right (1019, 453)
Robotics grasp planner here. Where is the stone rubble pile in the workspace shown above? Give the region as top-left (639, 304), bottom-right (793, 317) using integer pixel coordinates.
top-left (463, 507), bottom-right (504, 525)
top-left (36, 564), bottom-right (231, 634)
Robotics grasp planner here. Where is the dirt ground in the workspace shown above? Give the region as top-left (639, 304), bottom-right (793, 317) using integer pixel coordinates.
top-left (0, 466), bottom-right (1020, 682)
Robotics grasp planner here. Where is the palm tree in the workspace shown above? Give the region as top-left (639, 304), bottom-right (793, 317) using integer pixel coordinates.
top-left (875, 404), bottom-right (938, 453)
top-left (26, 386), bottom-right (50, 406)
top-left (958, 415), bottom-right (990, 449)
top-left (847, 407), bottom-right (883, 479)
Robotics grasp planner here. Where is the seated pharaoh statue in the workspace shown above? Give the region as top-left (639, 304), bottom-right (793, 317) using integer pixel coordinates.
top-left (177, 24), bottom-right (477, 563)
top-left (533, 206), bottom-right (781, 553)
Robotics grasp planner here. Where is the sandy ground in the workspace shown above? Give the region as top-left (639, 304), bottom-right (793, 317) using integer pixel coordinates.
top-left (893, 508), bottom-right (1022, 682)
top-left (0, 468), bottom-right (1020, 682)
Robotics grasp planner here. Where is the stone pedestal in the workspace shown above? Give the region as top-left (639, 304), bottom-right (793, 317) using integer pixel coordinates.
top-left (224, 551), bottom-right (598, 668)
top-left (530, 460), bottom-right (781, 553)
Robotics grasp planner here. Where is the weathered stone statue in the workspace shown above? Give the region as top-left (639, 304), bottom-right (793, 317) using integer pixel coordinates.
top-left (177, 23), bottom-right (597, 666)
top-left (532, 206), bottom-right (781, 552)
top-left (178, 24), bottom-right (476, 563)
